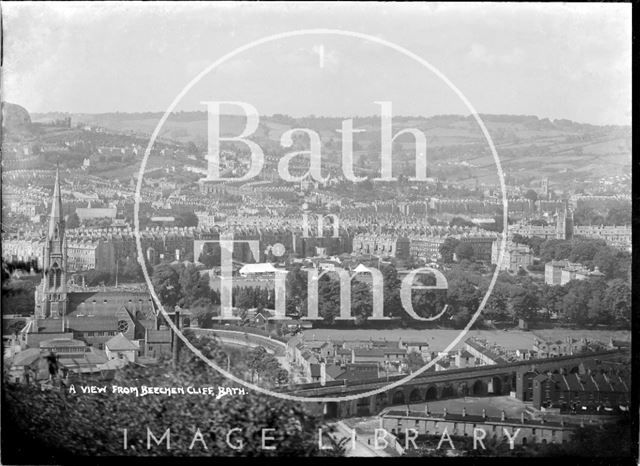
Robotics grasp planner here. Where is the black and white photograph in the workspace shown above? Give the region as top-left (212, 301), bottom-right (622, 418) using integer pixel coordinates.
top-left (0, 2), bottom-right (635, 463)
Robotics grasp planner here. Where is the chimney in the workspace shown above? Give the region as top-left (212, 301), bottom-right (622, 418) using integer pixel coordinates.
top-left (425, 404), bottom-right (430, 416)
top-left (443, 407), bottom-right (447, 416)
top-left (462, 407), bottom-right (466, 417)
top-left (482, 409), bottom-right (486, 419)
top-left (521, 412), bottom-right (525, 423)
top-left (320, 362), bottom-right (326, 386)
top-left (501, 410), bottom-right (506, 421)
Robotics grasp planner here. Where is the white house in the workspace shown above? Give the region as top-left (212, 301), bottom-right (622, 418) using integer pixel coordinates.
top-left (105, 333), bottom-right (139, 363)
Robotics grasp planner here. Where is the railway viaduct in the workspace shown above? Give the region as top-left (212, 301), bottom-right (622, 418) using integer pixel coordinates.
top-left (282, 350), bottom-right (627, 418)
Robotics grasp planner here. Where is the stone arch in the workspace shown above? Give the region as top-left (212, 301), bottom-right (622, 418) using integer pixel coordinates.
top-left (392, 390), bottom-right (405, 405)
top-left (457, 382), bottom-right (469, 397)
top-left (441, 384), bottom-right (455, 399)
top-left (490, 376), bottom-right (502, 395)
top-left (472, 379), bottom-right (485, 396)
top-left (376, 392), bottom-right (387, 407)
top-left (409, 388), bottom-right (422, 403)
top-left (425, 386), bottom-right (438, 401)
top-left (324, 402), bottom-right (339, 418)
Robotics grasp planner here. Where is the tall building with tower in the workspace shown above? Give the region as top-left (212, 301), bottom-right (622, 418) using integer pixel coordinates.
top-left (27, 168), bottom-right (174, 357)
top-left (35, 168), bottom-right (68, 319)
top-left (555, 202), bottom-right (574, 240)
top-left (541, 177), bottom-right (549, 199)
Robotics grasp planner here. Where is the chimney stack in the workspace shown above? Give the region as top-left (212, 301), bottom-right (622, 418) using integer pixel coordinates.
top-left (425, 404), bottom-right (430, 416)
top-left (501, 410), bottom-right (506, 421)
top-left (443, 407), bottom-right (447, 416)
top-left (521, 412), bottom-right (525, 423)
top-left (462, 407), bottom-right (467, 417)
top-left (482, 409), bottom-right (486, 419)
top-left (320, 362), bottom-right (326, 386)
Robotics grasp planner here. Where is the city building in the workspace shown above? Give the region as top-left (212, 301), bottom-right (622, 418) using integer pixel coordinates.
top-left (352, 234), bottom-right (410, 260)
top-left (544, 260), bottom-right (605, 286)
top-left (381, 408), bottom-right (574, 445)
top-left (532, 371), bottom-right (630, 410)
top-left (24, 169), bottom-right (173, 359)
top-left (464, 338), bottom-right (509, 366)
top-left (104, 332), bottom-right (139, 362)
top-left (491, 239), bottom-right (534, 272)
top-left (573, 225), bottom-right (631, 252)
top-left (532, 336), bottom-right (587, 358)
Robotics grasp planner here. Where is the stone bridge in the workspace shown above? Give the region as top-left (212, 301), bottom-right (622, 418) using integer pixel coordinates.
top-left (282, 350), bottom-right (626, 419)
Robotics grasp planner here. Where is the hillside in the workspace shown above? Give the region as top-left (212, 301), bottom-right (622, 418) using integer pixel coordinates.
top-left (1, 102), bottom-right (33, 139)
top-left (28, 110), bottom-right (631, 185)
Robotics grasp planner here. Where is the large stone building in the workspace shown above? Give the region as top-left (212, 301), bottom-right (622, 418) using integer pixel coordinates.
top-left (352, 234), bottom-right (410, 260)
top-left (509, 205), bottom-right (573, 241)
top-left (25, 169), bottom-right (173, 358)
top-left (491, 239), bottom-right (533, 272)
top-left (532, 370), bottom-right (630, 410)
top-left (544, 260), bottom-right (605, 286)
top-left (381, 408), bottom-right (574, 446)
top-left (573, 225), bottom-right (631, 252)
top-left (409, 235), bottom-right (447, 263)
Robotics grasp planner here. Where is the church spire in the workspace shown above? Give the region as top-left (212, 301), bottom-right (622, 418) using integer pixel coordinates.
top-left (48, 166), bottom-right (64, 240)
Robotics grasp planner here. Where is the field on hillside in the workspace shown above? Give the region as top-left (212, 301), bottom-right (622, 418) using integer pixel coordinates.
top-left (31, 112), bottom-right (631, 183)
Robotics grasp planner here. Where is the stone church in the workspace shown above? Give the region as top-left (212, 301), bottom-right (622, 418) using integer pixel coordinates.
top-left (26, 168), bottom-right (172, 358)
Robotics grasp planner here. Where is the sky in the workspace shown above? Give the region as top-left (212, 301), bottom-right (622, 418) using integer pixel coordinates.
top-left (1, 2), bottom-right (632, 125)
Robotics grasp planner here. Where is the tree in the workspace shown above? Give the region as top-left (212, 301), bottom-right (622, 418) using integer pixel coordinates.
top-left (286, 266), bottom-right (308, 316)
top-left (439, 238), bottom-right (460, 264)
top-left (449, 217), bottom-right (474, 228)
top-left (178, 263), bottom-right (202, 307)
top-left (406, 351), bottom-right (424, 372)
top-left (151, 263), bottom-right (181, 309)
top-left (198, 243), bottom-right (220, 268)
top-left (84, 269), bottom-right (111, 286)
top-left (510, 284), bottom-right (539, 321)
top-left (603, 279), bottom-right (631, 325)
top-left (190, 297), bottom-right (215, 327)
top-left (186, 141), bottom-right (199, 155)
top-left (454, 242), bottom-right (474, 262)
top-left (65, 211), bottom-right (80, 230)
top-left (176, 211), bottom-right (199, 228)
top-left (482, 282), bottom-right (512, 321)
top-left (350, 280), bottom-right (372, 325)
top-left (2, 333), bottom-right (344, 460)
top-left (605, 206), bottom-right (631, 226)
top-left (524, 189), bottom-right (538, 203)
top-left (569, 239), bottom-right (606, 264)
top-left (380, 264), bottom-right (403, 319)
top-left (121, 256), bottom-right (143, 281)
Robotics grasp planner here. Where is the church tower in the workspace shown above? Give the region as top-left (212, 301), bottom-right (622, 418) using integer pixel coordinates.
top-left (555, 201), bottom-right (574, 240)
top-left (36, 167), bottom-right (68, 319)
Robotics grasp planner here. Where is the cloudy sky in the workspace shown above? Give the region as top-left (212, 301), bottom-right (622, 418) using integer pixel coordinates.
top-left (2, 2), bottom-right (631, 125)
